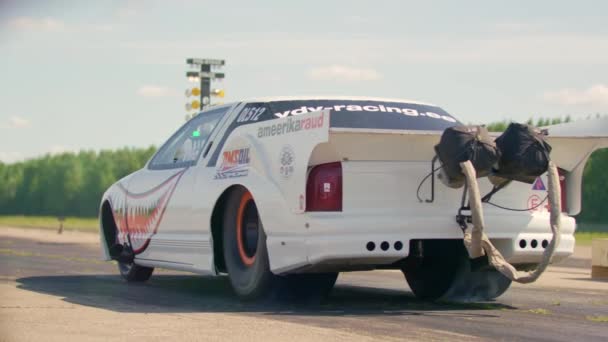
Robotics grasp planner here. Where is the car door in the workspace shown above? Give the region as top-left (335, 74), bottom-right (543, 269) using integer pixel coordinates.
top-left (125, 105), bottom-right (236, 271)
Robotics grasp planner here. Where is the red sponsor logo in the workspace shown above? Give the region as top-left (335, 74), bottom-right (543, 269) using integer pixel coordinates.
top-left (528, 195), bottom-right (541, 212)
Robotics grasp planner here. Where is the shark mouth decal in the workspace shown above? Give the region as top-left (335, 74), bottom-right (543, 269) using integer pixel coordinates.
top-left (109, 169), bottom-right (187, 255)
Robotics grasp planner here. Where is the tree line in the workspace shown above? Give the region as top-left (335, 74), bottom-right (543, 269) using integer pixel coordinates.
top-left (0, 147), bottom-right (156, 217)
top-left (0, 117), bottom-right (605, 222)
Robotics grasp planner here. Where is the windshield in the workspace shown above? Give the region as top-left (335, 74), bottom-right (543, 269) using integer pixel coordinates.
top-left (149, 108), bottom-right (226, 169)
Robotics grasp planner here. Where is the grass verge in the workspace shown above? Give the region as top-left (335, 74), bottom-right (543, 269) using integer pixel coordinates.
top-left (0, 215), bottom-right (98, 232)
top-left (574, 232), bottom-right (608, 245)
top-left (586, 315), bottom-right (608, 323)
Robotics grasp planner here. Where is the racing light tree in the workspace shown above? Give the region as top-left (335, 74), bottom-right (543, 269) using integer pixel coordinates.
top-left (185, 58), bottom-right (226, 119)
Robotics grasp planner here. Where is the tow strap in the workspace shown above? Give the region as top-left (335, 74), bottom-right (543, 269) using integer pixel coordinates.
top-left (459, 160), bottom-right (561, 283)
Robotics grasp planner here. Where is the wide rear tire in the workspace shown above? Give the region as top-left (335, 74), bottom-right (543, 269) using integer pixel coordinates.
top-left (443, 263), bottom-right (512, 301)
top-left (402, 240), bottom-right (511, 301)
top-left (223, 188), bottom-right (276, 300)
top-left (118, 262), bottom-right (154, 282)
top-left (223, 188), bottom-right (338, 301)
top-left (402, 245), bottom-right (462, 300)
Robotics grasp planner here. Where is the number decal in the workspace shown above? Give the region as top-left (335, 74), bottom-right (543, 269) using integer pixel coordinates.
top-left (237, 107), bottom-right (267, 123)
top-left (251, 107), bottom-right (266, 121)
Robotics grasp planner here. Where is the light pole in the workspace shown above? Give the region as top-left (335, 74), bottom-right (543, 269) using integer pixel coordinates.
top-left (185, 58), bottom-right (225, 115)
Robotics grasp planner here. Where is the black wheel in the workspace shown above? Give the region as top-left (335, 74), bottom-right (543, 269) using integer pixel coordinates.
top-left (118, 262), bottom-right (154, 282)
top-left (443, 263), bottom-right (512, 301)
top-left (402, 252), bottom-right (459, 300)
top-left (223, 187), bottom-right (276, 300)
top-left (402, 240), bottom-right (512, 301)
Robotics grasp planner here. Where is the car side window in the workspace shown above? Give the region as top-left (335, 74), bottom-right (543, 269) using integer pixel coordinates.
top-left (149, 107), bottom-right (229, 169)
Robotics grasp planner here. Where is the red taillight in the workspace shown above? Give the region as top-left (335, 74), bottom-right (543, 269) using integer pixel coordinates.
top-left (558, 168), bottom-right (567, 212)
top-left (306, 162), bottom-right (342, 212)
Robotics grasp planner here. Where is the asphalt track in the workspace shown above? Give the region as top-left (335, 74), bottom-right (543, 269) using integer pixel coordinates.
top-left (1, 228), bottom-right (607, 341)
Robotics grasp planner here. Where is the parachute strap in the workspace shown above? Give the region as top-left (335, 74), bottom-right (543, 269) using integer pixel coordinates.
top-left (459, 160), bottom-right (561, 283)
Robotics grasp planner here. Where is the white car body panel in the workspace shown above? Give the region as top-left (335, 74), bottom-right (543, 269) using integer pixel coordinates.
top-left (99, 98), bottom-right (607, 276)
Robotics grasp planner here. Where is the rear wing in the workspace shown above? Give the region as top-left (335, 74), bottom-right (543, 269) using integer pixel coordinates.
top-left (543, 118), bottom-right (608, 215)
top-left (324, 118), bottom-right (607, 216)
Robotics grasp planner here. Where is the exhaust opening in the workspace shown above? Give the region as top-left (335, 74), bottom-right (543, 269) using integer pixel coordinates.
top-left (394, 241), bottom-right (403, 251)
top-left (380, 241), bottom-right (389, 251)
top-left (366, 241), bottom-right (375, 251)
top-left (531, 239), bottom-right (538, 249)
top-left (541, 239), bottom-right (548, 249)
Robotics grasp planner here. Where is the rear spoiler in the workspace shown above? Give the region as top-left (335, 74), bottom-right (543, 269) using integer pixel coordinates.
top-left (328, 118), bottom-right (608, 215)
top-left (543, 118), bottom-right (608, 215)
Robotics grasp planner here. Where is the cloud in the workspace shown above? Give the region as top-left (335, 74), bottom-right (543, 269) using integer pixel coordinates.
top-left (0, 152), bottom-right (24, 163)
top-left (493, 21), bottom-right (543, 34)
top-left (6, 116), bottom-right (30, 128)
top-left (92, 24), bottom-right (114, 32)
top-left (136, 85), bottom-right (176, 98)
top-left (307, 65), bottom-right (381, 82)
top-left (116, 8), bottom-right (138, 18)
top-left (543, 84), bottom-right (608, 107)
top-left (8, 17), bottom-right (65, 31)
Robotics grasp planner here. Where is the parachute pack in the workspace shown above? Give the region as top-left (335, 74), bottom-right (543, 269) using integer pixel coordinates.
top-left (432, 122), bottom-right (558, 285)
top-left (434, 123), bottom-right (552, 187)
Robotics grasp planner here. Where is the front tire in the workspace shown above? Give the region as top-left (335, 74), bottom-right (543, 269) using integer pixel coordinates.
top-left (223, 188), bottom-right (276, 300)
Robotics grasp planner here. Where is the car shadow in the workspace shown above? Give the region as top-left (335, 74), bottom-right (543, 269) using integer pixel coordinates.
top-left (16, 274), bottom-right (515, 317)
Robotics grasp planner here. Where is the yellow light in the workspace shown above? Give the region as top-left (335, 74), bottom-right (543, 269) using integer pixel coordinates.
top-left (212, 89), bottom-right (225, 98)
top-left (191, 100), bottom-right (200, 110)
top-left (191, 87), bottom-right (201, 96)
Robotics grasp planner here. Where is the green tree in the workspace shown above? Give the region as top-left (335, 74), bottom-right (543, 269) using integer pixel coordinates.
top-left (0, 147), bottom-right (156, 217)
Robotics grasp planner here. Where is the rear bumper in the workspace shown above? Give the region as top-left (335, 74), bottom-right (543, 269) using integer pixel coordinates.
top-left (301, 211), bottom-right (575, 269)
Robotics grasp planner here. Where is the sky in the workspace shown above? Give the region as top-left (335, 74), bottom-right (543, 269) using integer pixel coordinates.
top-left (1, 0), bottom-right (607, 163)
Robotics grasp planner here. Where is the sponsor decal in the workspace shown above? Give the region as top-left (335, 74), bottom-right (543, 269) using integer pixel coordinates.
top-left (279, 145), bottom-right (295, 179)
top-left (273, 104), bottom-right (456, 123)
top-left (208, 100), bottom-right (460, 167)
top-left (258, 112), bottom-right (324, 138)
top-left (236, 106), bottom-right (267, 123)
top-left (532, 177), bottom-right (546, 190)
top-left (528, 194), bottom-right (551, 212)
top-left (527, 195), bottom-right (542, 212)
top-left (214, 148), bottom-right (251, 179)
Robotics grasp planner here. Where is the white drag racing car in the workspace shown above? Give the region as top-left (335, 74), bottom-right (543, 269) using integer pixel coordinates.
top-left (99, 97), bottom-right (607, 300)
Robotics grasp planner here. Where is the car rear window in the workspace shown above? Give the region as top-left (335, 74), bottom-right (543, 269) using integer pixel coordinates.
top-left (267, 100), bottom-right (461, 131)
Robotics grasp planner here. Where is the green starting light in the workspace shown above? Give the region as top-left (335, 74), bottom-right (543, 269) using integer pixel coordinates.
top-left (192, 130), bottom-right (201, 138)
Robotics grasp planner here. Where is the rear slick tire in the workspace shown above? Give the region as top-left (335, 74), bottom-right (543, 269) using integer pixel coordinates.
top-left (118, 262), bottom-right (154, 282)
top-left (402, 241), bottom-right (512, 301)
top-left (442, 263), bottom-right (512, 301)
top-left (223, 188), bottom-right (276, 300)
top-left (402, 255), bottom-right (462, 300)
